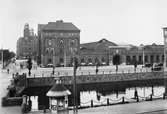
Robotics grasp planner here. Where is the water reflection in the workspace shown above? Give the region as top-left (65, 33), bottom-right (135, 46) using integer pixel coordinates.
top-left (80, 86), bottom-right (165, 106)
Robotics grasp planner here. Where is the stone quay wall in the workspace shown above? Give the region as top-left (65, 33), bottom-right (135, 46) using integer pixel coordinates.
top-left (26, 71), bottom-right (167, 87)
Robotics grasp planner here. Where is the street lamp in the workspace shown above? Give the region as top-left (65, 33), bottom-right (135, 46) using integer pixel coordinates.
top-left (163, 27), bottom-right (167, 70)
top-left (163, 27), bottom-right (167, 95)
top-left (70, 46), bottom-right (78, 114)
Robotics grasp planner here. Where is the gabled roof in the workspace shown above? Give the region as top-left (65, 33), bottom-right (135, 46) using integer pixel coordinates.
top-left (46, 84), bottom-right (71, 97)
top-left (80, 39), bottom-right (117, 51)
top-left (40, 20), bottom-right (80, 31)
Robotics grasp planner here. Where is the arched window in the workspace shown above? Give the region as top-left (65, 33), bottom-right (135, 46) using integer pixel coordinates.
top-left (95, 57), bottom-right (99, 63)
top-left (88, 58), bottom-right (92, 63)
top-left (101, 57), bottom-right (105, 62)
top-left (81, 58), bottom-right (85, 63)
top-left (59, 58), bottom-right (64, 63)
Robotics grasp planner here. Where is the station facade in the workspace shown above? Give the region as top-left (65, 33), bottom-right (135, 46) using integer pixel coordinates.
top-left (16, 21), bottom-right (165, 66)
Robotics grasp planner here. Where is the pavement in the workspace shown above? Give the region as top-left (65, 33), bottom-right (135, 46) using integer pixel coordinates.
top-left (25, 99), bottom-right (167, 114)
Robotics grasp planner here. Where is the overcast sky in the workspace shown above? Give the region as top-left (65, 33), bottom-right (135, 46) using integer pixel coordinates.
top-left (1, 0), bottom-right (167, 52)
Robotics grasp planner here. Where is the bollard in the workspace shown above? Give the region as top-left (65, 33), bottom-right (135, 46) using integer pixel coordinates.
top-left (136, 96), bottom-right (139, 102)
top-left (163, 93), bottom-right (166, 99)
top-left (89, 72), bottom-right (90, 75)
top-left (103, 71), bottom-right (104, 74)
top-left (107, 98), bottom-right (109, 105)
top-left (34, 74), bottom-right (35, 78)
top-left (122, 97), bottom-right (125, 103)
top-left (150, 94), bottom-right (152, 101)
top-left (91, 100), bottom-right (93, 107)
top-left (81, 72), bottom-right (83, 75)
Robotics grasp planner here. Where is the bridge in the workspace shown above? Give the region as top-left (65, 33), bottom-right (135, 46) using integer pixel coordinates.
top-left (22, 71), bottom-right (167, 87)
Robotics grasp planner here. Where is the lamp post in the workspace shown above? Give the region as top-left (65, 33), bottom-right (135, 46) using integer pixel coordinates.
top-left (142, 46), bottom-right (145, 67)
top-left (70, 47), bottom-right (78, 114)
top-left (163, 27), bottom-right (167, 71)
top-left (163, 27), bottom-right (167, 95)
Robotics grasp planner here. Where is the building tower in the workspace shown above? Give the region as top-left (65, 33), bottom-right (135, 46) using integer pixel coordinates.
top-left (24, 23), bottom-right (30, 37)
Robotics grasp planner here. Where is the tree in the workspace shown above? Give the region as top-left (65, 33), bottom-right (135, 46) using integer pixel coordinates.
top-left (27, 57), bottom-right (32, 76)
top-left (0, 49), bottom-right (15, 68)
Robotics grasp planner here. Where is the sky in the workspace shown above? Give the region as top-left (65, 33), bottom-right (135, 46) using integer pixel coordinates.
top-left (1, 0), bottom-right (167, 52)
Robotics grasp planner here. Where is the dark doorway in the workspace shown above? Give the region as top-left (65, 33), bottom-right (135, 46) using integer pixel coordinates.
top-left (113, 54), bottom-right (121, 65)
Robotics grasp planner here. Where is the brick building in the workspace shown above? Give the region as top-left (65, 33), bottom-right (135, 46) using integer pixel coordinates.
top-left (16, 23), bottom-right (38, 60)
top-left (38, 20), bottom-right (80, 66)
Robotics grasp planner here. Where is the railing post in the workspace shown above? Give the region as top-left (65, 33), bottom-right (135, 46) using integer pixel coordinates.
top-left (163, 93), bottom-right (166, 99)
top-left (136, 96), bottom-right (139, 102)
top-left (122, 97), bottom-right (125, 103)
top-left (107, 98), bottom-right (109, 105)
top-left (91, 100), bottom-right (93, 107)
top-left (150, 94), bottom-right (152, 101)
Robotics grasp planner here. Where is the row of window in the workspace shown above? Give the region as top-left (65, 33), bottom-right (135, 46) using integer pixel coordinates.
top-left (80, 57), bottom-right (106, 63)
top-left (126, 55), bottom-right (164, 64)
top-left (43, 32), bottom-right (79, 37)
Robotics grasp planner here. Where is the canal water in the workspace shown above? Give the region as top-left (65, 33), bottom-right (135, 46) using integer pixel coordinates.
top-left (29, 79), bottom-right (166, 110)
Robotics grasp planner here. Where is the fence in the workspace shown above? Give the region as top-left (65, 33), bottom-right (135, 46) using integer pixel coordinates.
top-left (77, 92), bottom-right (166, 109)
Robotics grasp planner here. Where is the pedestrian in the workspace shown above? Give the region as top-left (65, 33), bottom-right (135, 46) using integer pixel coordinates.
top-left (96, 68), bottom-right (98, 74)
top-left (7, 69), bottom-right (9, 74)
top-left (134, 89), bottom-right (138, 99)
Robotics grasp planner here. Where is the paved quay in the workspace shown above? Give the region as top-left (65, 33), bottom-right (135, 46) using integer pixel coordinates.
top-left (26, 99), bottom-right (167, 114)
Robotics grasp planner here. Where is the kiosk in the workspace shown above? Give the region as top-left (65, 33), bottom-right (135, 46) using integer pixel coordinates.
top-left (46, 78), bottom-right (71, 114)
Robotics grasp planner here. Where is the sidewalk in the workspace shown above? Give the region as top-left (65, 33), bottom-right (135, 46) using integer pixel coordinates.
top-left (28, 99), bottom-right (167, 114)
top-left (72, 99), bottom-right (167, 114)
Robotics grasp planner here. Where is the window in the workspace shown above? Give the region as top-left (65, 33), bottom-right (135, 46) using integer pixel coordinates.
top-left (126, 56), bottom-right (130, 64)
top-left (95, 57), bottom-right (99, 63)
top-left (156, 55), bottom-right (159, 62)
top-left (88, 58), bottom-right (92, 63)
top-left (101, 57), bottom-right (105, 62)
top-left (145, 55), bottom-right (148, 63)
top-left (150, 55), bottom-right (154, 63)
top-left (59, 58), bottom-right (64, 63)
top-left (81, 58), bottom-right (85, 63)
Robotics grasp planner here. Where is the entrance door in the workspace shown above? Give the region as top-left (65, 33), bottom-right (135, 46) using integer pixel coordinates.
top-left (113, 54), bottom-right (121, 65)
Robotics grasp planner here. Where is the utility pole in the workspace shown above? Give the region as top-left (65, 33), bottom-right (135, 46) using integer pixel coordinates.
top-left (1, 46), bottom-right (3, 69)
top-left (72, 48), bottom-right (78, 114)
